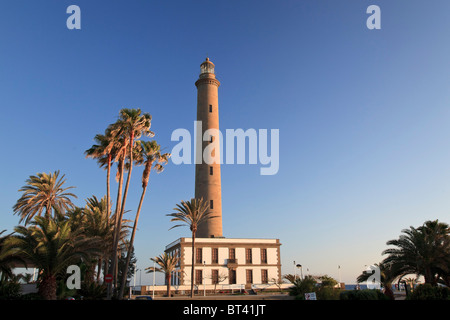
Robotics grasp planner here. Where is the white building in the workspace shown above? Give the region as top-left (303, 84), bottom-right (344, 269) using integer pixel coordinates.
top-left (165, 237), bottom-right (281, 290)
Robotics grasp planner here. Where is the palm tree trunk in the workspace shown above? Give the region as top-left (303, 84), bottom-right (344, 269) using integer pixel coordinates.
top-left (39, 274), bottom-right (57, 300)
top-left (191, 231), bottom-right (195, 298)
top-left (96, 258), bottom-right (102, 283)
top-left (383, 281), bottom-right (394, 300)
top-left (107, 154), bottom-right (111, 216)
top-left (103, 155), bottom-right (110, 290)
top-left (112, 133), bottom-right (135, 298)
top-left (104, 155), bottom-right (111, 286)
top-left (107, 159), bottom-right (125, 299)
top-left (118, 184), bottom-right (147, 299)
top-left (424, 268), bottom-right (435, 286)
top-left (167, 273), bottom-right (172, 297)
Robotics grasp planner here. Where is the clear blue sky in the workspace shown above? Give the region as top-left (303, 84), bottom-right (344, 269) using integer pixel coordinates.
top-left (1, 0), bottom-right (450, 285)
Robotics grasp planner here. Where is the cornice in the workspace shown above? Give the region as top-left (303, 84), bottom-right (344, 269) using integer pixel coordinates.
top-left (195, 77), bottom-right (221, 88)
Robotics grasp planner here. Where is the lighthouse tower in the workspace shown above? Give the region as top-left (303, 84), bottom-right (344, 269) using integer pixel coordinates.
top-left (162, 58), bottom-right (282, 291)
top-left (194, 58), bottom-right (223, 238)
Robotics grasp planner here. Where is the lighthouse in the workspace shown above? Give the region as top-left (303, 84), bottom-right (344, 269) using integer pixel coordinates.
top-left (160, 58), bottom-right (282, 293)
top-left (194, 58), bottom-right (223, 238)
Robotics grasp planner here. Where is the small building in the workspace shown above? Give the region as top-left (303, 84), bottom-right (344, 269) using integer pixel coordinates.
top-left (165, 237), bottom-right (281, 289)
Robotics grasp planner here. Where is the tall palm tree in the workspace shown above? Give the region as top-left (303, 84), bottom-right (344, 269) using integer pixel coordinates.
top-left (145, 253), bottom-right (179, 297)
top-left (108, 135), bottom-right (128, 298)
top-left (86, 127), bottom-right (128, 296)
top-left (356, 262), bottom-right (396, 300)
top-left (85, 128), bottom-right (117, 219)
top-left (5, 216), bottom-right (102, 300)
top-left (109, 108), bottom-right (154, 298)
top-left (118, 141), bottom-right (170, 298)
top-left (382, 220), bottom-right (450, 286)
top-left (13, 171), bottom-right (77, 225)
top-left (167, 198), bottom-right (218, 297)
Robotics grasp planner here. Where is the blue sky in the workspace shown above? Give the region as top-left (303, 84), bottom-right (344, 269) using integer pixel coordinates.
top-left (1, 0), bottom-right (450, 285)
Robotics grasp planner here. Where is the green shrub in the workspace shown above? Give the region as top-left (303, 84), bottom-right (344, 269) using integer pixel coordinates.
top-left (407, 284), bottom-right (450, 300)
top-left (289, 276), bottom-right (317, 298)
top-left (340, 289), bottom-right (388, 300)
top-left (290, 275), bottom-right (342, 300)
top-left (316, 287), bottom-right (341, 300)
top-left (0, 281), bottom-right (21, 299)
top-left (78, 282), bottom-right (107, 300)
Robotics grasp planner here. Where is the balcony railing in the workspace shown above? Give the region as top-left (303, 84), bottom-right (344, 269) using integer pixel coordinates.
top-left (227, 259), bottom-right (238, 266)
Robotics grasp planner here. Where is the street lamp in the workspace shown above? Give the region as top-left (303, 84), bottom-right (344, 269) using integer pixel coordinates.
top-left (131, 263), bottom-right (137, 299)
top-left (152, 262), bottom-right (155, 299)
top-left (296, 264), bottom-right (303, 280)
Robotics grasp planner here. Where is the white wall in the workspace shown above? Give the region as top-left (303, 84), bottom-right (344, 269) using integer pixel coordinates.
top-left (166, 239), bottom-right (280, 286)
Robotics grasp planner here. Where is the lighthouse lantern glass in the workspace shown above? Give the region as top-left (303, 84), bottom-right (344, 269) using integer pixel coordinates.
top-left (201, 63), bottom-right (214, 75)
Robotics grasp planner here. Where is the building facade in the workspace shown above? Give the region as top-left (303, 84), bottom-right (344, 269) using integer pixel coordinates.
top-left (165, 238), bottom-right (281, 289)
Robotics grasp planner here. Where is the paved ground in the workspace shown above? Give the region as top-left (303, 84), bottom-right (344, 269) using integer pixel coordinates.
top-left (148, 294), bottom-right (294, 300)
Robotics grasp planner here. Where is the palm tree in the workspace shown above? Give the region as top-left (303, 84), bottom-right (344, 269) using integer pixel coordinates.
top-left (85, 128), bottom-right (117, 219)
top-left (418, 220), bottom-right (450, 286)
top-left (0, 230), bottom-right (27, 282)
top-left (404, 277), bottom-right (418, 291)
top-left (109, 108), bottom-right (153, 298)
top-left (13, 171), bottom-right (77, 225)
top-left (118, 141), bottom-right (170, 299)
top-left (82, 195), bottom-right (118, 283)
top-left (382, 220), bottom-right (450, 286)
top-left (85, 127), bottom-right (127, 296)
top-left (5, 216), bottom-right (102, 300)
top-left (283, 274), bottom-right (300, 284)
top-left (357, 262), bottom-right (396, 300)
top-left (107, 135), bottom-right (128, 298)
top-left (288, 275), bottom-right (317, 297)
top-left (145, 253), bottom-right (179, 297)
top-left (167, 198), bottom-right (218, 297)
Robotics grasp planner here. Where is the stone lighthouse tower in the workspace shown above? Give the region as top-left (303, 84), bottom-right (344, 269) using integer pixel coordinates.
top-left (194, 58), bottom-right (223, 238)
top-left (164, 58), bottom-right (282, 289)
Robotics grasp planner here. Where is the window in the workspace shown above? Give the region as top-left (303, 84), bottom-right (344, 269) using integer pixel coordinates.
top-left (195, 270), bottom-right (203, 285)
top-left (261, 270), bottom-right (268, 284)
top-left (209, 105), bottom-right (212, 112)
top-left (246, 248), bottom-right (252, 264)
top-left (246, 270), bottom-right (253, 284)
top-left (261, 248), bottom-right (267, 264)
top-left (229, 270), bottom-right (236, 284)
top-left (210, 200), bottom-right (214, 209)
top-left (212, 248), bottom-right (218, 264)
top-left (229, 248), bottom-right (236, 261)
top-left (171, 271), bottom-right (178, 285)
top-left (196, 248), bottom-right (203, 264)
top-left (212, 270), bottom-right (219, 284)
top-left (210, 166), bottom-right (213, 175)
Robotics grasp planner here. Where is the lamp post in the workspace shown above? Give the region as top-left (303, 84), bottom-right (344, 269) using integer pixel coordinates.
top-left (296, 264), bottom-right (303, 280)
top-left (152, 262), bottom-right (155, 299)
top-left (338, 265), bottom-right (341, 285)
